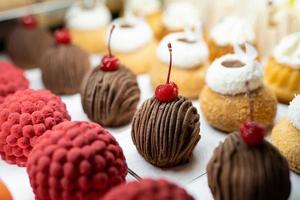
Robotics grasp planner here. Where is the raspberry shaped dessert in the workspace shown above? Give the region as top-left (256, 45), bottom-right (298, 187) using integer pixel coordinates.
top-left (0, 61), bottom-right (29, 104)
top-left (103, 179), bottom-right (194, 200)
top-left (27, 121), bottom-right (128, 200)
top-left (0, 89), bottom-right (70, 166)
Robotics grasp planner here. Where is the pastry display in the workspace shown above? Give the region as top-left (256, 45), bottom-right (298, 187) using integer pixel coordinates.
top-left (0, 89), bottom-right (70, 166)
top-left (81, 25), bottom-right (140, 127)
top-left (103, 178), bottom-right (194, 200)
top-left (272, 95), bottom-right (300, 173)
top-left (0, 61), bottom-right (29, 104)
top-left (66, 0), bottom-right (111, 53)
top-left (200, 44), bottom-right (277, 133)
top-left (0, 180), bottom-right (12, 200)
top-left (208, 16), bottom-right (256, 61)
top-left (106, 14), bottom-right (156, 74)
top-left (7, 15), bottom-right (53, 69)
top-left (150, 29), bottom-right (209, 99)
top-left (132, 43), bottom-right (200, 168)
top-left (39, 29), bottom-right (90, 95)
top-left (264, 32), bottom-right (300, 103)
top-left (26, 121), bottom-right (127, 200)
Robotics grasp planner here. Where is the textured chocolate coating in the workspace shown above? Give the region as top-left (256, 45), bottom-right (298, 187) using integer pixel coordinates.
top-left (81, 65), bottom-right (140, 127)
top-left (7, 26), bottom-right (53, 68)
top-left (132, 96), bottom-right (200, 168)
top-left (207, 132), bottom-right (291, 200)
top-left (40, 44), bottom-right (90, 95)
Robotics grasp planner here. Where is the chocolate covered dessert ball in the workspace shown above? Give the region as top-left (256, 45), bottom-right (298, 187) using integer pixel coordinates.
top-left (27, 121), bottom-right (127, 200)
top-left (103, 179), bottom-right (194, 200)
top-left (40, 29), bottom-right (90, 95)
top-left (0, 89), bottom-right (70, 166)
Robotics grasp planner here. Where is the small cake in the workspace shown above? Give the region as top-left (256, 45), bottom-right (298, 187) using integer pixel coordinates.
top-left (26, 121), bottom-right (127, 200)
top-left (132, 43), bottom-right (200, 168)
top-left (81, 25), bottom-right (140, 127)
top-left (103, 178), bottom-right (194, 200)
top-left (106, 15), bottom-right (156, 74)
top-left (200, 44), bottom-right (277, 133)
top-left (207, 122), bottom-right (291, 200)
top-left (150, 30), bottom-right (209, 99)
top-left (0, 180), bottom-right (12, 200)
top-left (208, 16), bottom-right (256, 62)
top-left (264, 32), bottom-right (300, 103)
top-left (0, 89), bottom-right (70, 166)
top-left (66, 0), bottom-right (111, 53)
top-left (7, 15), bottom-right (53, 69)
top-left (39, 29), bottom-right (90, 95)
top-left (272, 95), bottom-right (300, 173)
top-left (0, 61), bottom-right (29, 104)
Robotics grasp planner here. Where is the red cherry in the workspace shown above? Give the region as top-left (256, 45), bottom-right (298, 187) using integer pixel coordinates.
top-left (21, 15), bottom-right (37, 29)
top-left (240, 121), bottom-right (266, 146)
top-left (54, 29), bottom-right (71, 45)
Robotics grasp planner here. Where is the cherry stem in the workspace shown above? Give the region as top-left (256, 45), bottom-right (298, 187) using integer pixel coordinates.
top-left (108, 25), bottom-right (115, 57)
top-left (245, 81), bottom-right (253, 121)
top-left (166, 43), bottom-right (172, 84)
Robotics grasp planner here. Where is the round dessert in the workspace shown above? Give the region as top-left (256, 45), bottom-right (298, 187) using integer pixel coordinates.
top-left (7, 15), bottom-right (53, 69)
top-left (207, 122), bottom-right (291, 200)
top-left (66, 0), bottom-right (111, 53)
top-left (264, 32), bottom-right (300, 103)
top-left (200, 44), bottom-right (277, 133)
top-left (39, 29), bottom-right (90, 95)
top-left (81, 25), bottom-right (140, 127)
top-left (150, 30), bottom-right (209, 99)
top-left (106, 14), bottom-right (156, 74)
top-left (0, 61), bottom-right (29, 104)
top-left (208, 16), bottom-right (256, 62)
top-left (0, 180), bottom-right (12, 200)
top-left (272, 95), bottom-right (300, 173)
top-left (132, 43), bottom-right (200, 168)
top-left (0, 89), bottom-right (70, 166)
top-left (103, 178), bottom-right (194, 200)
top-left (27, 121), bottom-right (127, 200)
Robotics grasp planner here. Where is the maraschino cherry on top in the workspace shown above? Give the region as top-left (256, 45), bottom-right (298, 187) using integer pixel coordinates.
top-left (101, 25), bottom-right (120, 71)
top-left (155, 43), bottom-right (178, 102)
top-left (54, 29), bottom-right (71, 45)
top-left (21, 15), bottom-right (38, 29)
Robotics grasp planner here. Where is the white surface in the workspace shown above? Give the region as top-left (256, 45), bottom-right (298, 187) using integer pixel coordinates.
top-left (0, 55), bottom-right (299, 200)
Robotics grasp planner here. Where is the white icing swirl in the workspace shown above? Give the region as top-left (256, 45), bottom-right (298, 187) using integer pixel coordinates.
top-left (210, 16), bottom-right (255, 46)
top-left (107, 16), bottom-right (153, 52)
top-left (162, 2), bottom-right (201, 30)
top-left (288, 95), bottom-right (300, 131)
top-left (157, 32), bottom-right (208, 68)
top-left (127, 0), bottom-right (161, 15)
top-left (273, 32), bottom-right (300, 69)
top-left (206, 45), bottom-right (263, 95)
top-left (66, 2), bottom-right (111, 30)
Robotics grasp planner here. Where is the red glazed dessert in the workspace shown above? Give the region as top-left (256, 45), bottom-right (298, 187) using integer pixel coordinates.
top-left (103, 178), bottom-right (194, 200)
top-left (27, 121), bottom-right (127, 200)
top-left (0, 61), bottom-right (29, 104)
top-left (0, 89), bottom-right (70, 166)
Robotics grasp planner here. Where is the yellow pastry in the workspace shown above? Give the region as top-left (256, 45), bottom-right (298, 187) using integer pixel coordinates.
top-left (264, 33), bottom-right (300, 104)
top-left (272, 95), bottom-right (300, 174)
top-left (200, 44), bottom-right (277, 133)
top-left (150, 31), bottom-right (209, 99)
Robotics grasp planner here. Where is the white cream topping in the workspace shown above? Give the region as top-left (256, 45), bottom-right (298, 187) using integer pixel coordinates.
top-left (157, 32), bottom-right (208, 68)
top-left (210, 16), bottom-right (255, 46)
top-left (273, 32), bottom-right (300, 68)
top-left (107, 16), bottom-right (153, 52)
top-left (288, 95), bottom-right (300, 131)
top-left (127, 0), bottom-right (161, 15)
top-left (66, 2), bottom-right (111, 30)
top-left (206, 44), bottom-right (263, 95)
top-left (162, 2), bottom-right (201, 30)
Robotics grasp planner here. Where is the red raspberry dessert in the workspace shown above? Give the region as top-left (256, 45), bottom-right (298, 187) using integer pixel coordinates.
top-left (0, 89), bottom-right (70, 166)
top-left (0, 61), bottom-right (29, 103)
top-left (27, 121), bottom-right (128, 200)
top-left (103, 179), bottom-right (194, 200)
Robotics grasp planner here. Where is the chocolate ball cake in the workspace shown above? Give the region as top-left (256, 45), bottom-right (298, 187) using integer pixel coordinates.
top-left (131, 43), bottom-right (200, 168)
top-left (40, 29), bottom-right (90, 95)
top-left (7, 15), bottom-right (53, 69)
top-left (81, 25), bottom-right (140, 127)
